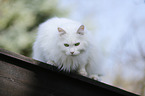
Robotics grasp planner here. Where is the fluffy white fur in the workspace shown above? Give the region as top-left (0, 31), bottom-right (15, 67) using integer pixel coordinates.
top-left (33, 17), bottom-right (103, 80)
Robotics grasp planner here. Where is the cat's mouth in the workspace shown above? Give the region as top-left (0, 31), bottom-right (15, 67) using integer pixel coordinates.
top-left (70, 54), bottom-right (77, 56)
top-left (65, 51), bottom-right (81, 56)
top-left (67, 54), bottom-right (79, 57)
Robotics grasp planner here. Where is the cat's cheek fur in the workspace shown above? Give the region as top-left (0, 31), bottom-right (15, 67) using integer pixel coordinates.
top-left (65, 51), bottom-right (71, 56)
top-left (73, 51), bottom-right (80, 56)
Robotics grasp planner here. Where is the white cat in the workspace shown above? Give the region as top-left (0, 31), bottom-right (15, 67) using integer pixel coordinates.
top-left (33, 17), bottom-right (103, 80)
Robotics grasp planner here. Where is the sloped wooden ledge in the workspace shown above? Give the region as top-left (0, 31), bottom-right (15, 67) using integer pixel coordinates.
top-left (0, 48), bottom-right (139, 96)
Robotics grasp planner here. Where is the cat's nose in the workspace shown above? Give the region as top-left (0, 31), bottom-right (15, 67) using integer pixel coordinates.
top-left (70, 52), bottom-right (74, 54)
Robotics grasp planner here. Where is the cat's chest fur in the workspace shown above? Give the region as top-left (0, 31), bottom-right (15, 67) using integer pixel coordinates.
top-left (50, 49), bottom-right (89, 71)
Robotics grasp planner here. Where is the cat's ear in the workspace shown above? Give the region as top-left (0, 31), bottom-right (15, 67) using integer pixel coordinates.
top-left (58, 27), bottom-right (66, 36)
top-left (77, 25), bottom-right (85, 35)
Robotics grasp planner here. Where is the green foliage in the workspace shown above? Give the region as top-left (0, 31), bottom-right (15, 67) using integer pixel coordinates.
top-left (0, 0), bottom-right (68, 57)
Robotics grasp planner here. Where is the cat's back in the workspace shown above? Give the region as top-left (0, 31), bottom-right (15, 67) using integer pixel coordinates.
top-left (39, 17), bottom-right (76, 30)
top-left (37, 17), bottom-right (81, 40)
top-left (36, 18), bottom-right (69, 42)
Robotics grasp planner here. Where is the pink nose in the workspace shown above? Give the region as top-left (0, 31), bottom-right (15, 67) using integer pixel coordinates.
top-left (70, 52), bottom-right (74, 54)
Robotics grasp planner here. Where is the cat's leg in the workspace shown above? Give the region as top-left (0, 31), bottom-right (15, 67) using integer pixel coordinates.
top-left (78, 64), bottom-right (88, 76)
top-left (86, 62), bottom-right (102, 81)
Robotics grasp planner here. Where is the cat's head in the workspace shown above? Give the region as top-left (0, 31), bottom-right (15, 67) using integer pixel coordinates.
top-left (57, 25), bottom-right (88, 56)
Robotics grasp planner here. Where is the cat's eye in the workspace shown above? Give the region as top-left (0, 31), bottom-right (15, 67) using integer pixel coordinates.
top-left (64, 44), bottom-right (69, 47)
top-left (74, 42), bottom-right (80, 46)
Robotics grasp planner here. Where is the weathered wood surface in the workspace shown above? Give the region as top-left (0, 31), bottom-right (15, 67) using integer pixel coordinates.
top-left (0, 48), bottom-right (139, 96)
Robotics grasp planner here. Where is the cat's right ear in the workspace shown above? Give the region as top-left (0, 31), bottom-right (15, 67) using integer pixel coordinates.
top-left (77, 25), bottom-right (85, 35)
top-left (58, 27), bottom-right (66, 36)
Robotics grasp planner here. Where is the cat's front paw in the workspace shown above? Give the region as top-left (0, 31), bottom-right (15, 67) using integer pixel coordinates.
top-left (78, 69), bottom-right (88, 76)
top-left (47, 60), bottom-right (55, 66)
top-left (89, 74), bottom-right (101, 81)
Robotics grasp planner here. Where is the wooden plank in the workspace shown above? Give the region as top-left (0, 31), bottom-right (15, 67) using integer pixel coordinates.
top-left (0, 49), bottom-right (139, 96)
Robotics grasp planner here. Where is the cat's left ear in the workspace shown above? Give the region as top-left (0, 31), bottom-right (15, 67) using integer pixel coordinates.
top-left (77, 25), bottom-right (85, 35)
top-left (58, 27), bottom-right (66, 36)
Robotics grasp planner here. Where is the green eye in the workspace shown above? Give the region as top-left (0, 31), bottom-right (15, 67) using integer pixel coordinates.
top-left (74, 42), bottom-right (80, 46)
top-left (64, 44), bottom-right (69, 47)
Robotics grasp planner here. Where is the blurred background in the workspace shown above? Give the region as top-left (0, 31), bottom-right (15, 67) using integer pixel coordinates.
top-left (0, 0), bottom-right (145, 95)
